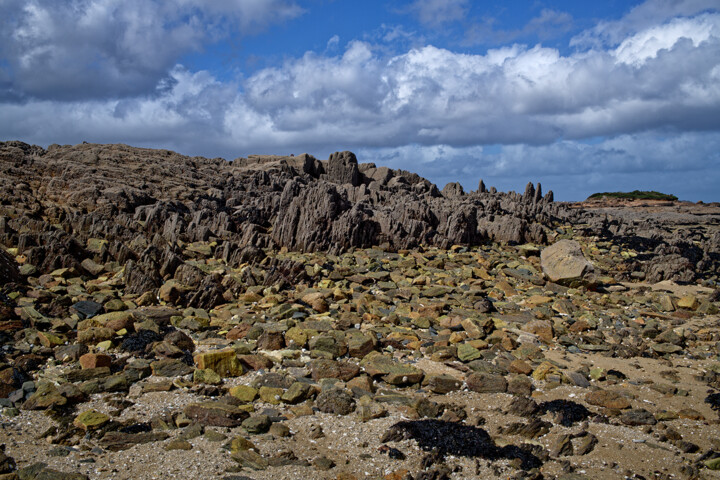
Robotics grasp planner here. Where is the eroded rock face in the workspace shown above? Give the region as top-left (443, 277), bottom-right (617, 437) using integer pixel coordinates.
top-left (0, 248), bottom-right (20, 285)
top-left (0, 142), bottom-right (570, 295)
top-left (0, 140), bottom-right (718, 298)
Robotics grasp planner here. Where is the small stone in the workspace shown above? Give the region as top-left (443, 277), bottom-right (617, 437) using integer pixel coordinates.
top-left (164, 440), bottom-right (192, 451)
top-left (229, 385), bottom-right (258, 403)
top-left (37, 332), bottom-right (65, 348)
top-left (382, 364), bottom-right (424, 386)
top-left (509, 360), bottom-right (533, 375)
top-left (312, 455), bottom-right (335, 471)
top-left (620, 409), bottom-right (657, 426)
top-left (230, 436), bottom-right (257, 453)
top-left (550, 434), bottom-right (574, 457)
top-left (310, 360), bottom-right (360, 382)
top-left (268, 423), bottom-right (291, 437)
top-left (522, 320), bottom-right (553, 343)
top-left (532, 361), bottom-right (561, 381)
top-left (316, 388), bottom-right (356, 415)
top-left (22, 382), bottom-right (67, 410)
top-left (705, 457), bottom-right (720, 470)
top-left (256, 331), bottom-right (285, 351)
top-left (457, 343), bottom-right (482, 362)
top-left (81, 258), bottom-right (105, 276)
top-left (678, 408), bottom-right (704, 420)
top-left (258, 386), bottom-right (284, 405)
top-left (79, 353), bottom-right (112, 370)
top-left (232, 450), bottom-right (268, 470)
top-left (184, 401), bottom-right (250, 427)
top-left (242, 415), bottom-right (271, 434)
top-left (203, 431), bottom-right (227, 442)
top-left (507, 375), bottom-right (533, 396)
top-left (73, 410), bottom-right (110, 431)
top-left (70, 301), bottom-right (104, 319)
top-left (564, 371), bottom-right (590, 388)
top-left (651, 343), bottom-right (682, 354)
top-left (193, 368), bottom-right (222, 385)
top-left (575, 433), bottom-right (598, 455)
top-left (281, 382), bottom-right (313, 404)
top-left (466, 373), bottom-right (507, 393)
top-left (193, 349), bottom-right (243, 377)
top-left (178, 423), bottom-right (204, 440)
top-left (540, 240), bottom-right (594, 285)
top-left (427, 375), bottom-right (462, 394)
top-left (585, 390), bottom-right (631, 410)
top-left (677, 295), bottom-right (699, 310)
top-left (150, 359), bottom-right (194, 377)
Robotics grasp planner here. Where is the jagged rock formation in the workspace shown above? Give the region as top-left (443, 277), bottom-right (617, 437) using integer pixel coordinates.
top-left (0, 141), bottom-right (562, 261)
top-left (0, 247), bottom-right (19, 285)
top-left (0, 141), bottom-right (718, 303)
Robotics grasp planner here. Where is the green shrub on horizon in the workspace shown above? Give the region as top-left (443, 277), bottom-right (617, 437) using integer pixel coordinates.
top-left (587, 190), bottom-right (678, 201)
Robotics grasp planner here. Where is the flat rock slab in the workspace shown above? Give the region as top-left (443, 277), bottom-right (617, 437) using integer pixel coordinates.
top-left (99, 431), bottom-right (170, 451)
top-left (184, 401), bottom-right (250, 427)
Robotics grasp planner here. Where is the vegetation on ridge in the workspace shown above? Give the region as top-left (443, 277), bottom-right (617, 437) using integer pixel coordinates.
top-left (587, 190), bottom-right (678, 201)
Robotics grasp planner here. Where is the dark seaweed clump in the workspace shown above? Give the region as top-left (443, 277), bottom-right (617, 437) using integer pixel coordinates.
top-left (120, 330), bottom-right (162, 353)
top-left (705, 392), bottom-right (720, 412)
top-left (539, 399), bottom-right (591, 427)
top-left (382, 419), bottom-right (541, 470)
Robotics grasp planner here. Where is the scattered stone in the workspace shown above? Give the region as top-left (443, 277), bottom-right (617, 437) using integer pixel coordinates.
top-left (73, 410), bottom-right (110, 431)
top-left (316, 389), bottom-right (356, 415)
top-left (621, 409), bottom-right (657, 426)
top-left (585, 390), bottom-right (632, 410)
top-left (242, 415), bottom-right (271, 434)
top-left (79, 353), bottom-right (112, 370)
top-left (165, 440), bottom-right (192, 451)
top-left (466, 373), bottom-right (507, 394)
top-left (184, 402), bottom-right (250, 427)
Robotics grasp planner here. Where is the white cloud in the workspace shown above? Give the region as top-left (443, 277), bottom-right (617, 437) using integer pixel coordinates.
top-left (0, 0), bottom-right (302, 100)
top-left (3, 10), bottom-right (719, 150)
top-left (613, 13), bottom-right (719, 65)
top-left (572, 0), bottom-right (719, 48)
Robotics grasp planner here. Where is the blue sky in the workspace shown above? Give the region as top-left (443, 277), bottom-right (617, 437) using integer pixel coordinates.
top-left (1, 0), bottom-right (720, 201)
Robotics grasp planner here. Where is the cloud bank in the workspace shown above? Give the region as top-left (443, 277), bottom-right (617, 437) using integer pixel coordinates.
top-left (1, 0), bottom-right (719, 200)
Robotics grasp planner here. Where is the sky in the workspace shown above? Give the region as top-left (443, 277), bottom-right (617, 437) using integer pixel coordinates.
top-left (1, 0), bottom-right (720, 201)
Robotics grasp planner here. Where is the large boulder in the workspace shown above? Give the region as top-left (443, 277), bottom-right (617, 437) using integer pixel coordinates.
top-left (540, 240), bottom-right (594, 285)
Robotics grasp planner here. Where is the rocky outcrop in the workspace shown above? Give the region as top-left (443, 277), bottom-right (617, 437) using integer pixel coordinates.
top-left (0, 140), bottom-right (718, 301)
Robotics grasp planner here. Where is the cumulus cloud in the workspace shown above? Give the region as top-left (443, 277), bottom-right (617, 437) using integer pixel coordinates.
top-left (239, 13), bottom-right (720, 147)
top-left (572, 0), bottom-right (719, 48)
top-left (3, 10), bottom-right (720, 149)
top-left (0, 0), bottom-right (302, 100)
